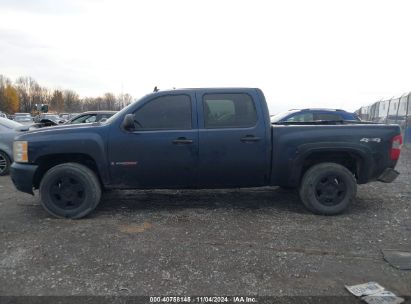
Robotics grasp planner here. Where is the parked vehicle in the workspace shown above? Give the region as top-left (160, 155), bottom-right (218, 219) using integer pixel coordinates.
top-left (68, 113), bottom-right (80, 120)
top-left (10, 88), bottom-right (402, 218)
top-left (34, 114), bottom-right (66, 124)
top-left (65, 111), bottom-right (116, 124)
top-left (0, 117), bottom-right (30, 175)
top-left (59, 113), bottom-right (70, 120)
top-left (270, 108), bottom-right (360, 123)
top-left (31, 119), bottom-right (59, 129)
top-left (0, 112), bottom-right (7, 119)
top-left (13, 113), bottom-right (34, 125)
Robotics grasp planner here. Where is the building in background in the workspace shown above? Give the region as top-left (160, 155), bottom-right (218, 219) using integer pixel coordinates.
top-left (356, 93), bottom-right (410, 146)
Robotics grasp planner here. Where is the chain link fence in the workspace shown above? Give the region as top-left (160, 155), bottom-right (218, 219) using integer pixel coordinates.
top-left (356, 92), bottom-right (411, 147)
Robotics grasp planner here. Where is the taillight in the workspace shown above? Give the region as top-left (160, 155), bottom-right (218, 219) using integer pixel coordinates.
top-left (390, 135), bottom-right (402, 160)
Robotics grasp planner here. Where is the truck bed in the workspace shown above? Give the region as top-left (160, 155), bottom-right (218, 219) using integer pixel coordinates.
top-left (270, 123), bottom-right (401, 187)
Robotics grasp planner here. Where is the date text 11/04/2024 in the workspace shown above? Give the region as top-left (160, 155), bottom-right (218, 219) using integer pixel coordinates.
top-left (149, 297), bottom-right (257, 303)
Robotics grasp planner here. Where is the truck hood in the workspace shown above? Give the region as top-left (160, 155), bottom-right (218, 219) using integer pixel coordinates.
top-left (16, 122), bottom-right (104, 139)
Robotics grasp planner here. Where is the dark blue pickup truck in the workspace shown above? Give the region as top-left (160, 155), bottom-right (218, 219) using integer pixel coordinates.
top-left (10, 88), bottom-right (403, 218)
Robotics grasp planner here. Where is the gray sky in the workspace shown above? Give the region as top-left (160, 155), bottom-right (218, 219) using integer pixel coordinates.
top-left (0, 0), bottom-right (410, 113)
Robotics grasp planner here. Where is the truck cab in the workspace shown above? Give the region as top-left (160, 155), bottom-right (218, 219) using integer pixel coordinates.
top-left (108, 88), bottom-right (271, 189)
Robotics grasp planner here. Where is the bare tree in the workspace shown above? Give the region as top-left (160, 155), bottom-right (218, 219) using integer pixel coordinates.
top-left (117, 93), bottom-right (133, 110)
top-left (103, 93), bottom-right (116, 110)
top-left (50, 90), bottom-right (64, 112)
top-left (1, 74), bottom-right (134, 114)
top-left (63, 90), bottom-right (81, 112)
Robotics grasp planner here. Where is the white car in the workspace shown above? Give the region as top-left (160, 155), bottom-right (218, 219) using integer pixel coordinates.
top-left (14, 113), bottom-right (34, 125)
top-left (0, 117), bottom-right (30, 175)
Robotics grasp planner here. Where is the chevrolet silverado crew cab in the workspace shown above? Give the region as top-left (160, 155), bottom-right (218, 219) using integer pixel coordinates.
top-left (10, 88), bottom-right (402, 219)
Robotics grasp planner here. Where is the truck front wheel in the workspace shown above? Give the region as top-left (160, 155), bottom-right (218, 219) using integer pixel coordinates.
top-left (299, 162), bottom-right (357, 215)
top-left (39, 163), bottom-right (102, 219)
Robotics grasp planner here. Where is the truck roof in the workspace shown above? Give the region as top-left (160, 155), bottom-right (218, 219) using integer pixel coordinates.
top-left (152, 87), bottom-right (259, 94)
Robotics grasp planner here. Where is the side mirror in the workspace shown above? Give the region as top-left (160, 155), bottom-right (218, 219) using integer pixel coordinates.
top-left (122, 114), bottom-right (135, 131)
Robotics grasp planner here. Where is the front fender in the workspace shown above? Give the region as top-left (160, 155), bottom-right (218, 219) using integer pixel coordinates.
top-left (16, 126), bottom-right (110, 185)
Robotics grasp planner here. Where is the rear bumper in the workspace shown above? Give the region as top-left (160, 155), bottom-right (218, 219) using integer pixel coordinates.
top-left (377, 168), bottom-right (400, 183)
top-left (10, 162), bottom-right (38, 195)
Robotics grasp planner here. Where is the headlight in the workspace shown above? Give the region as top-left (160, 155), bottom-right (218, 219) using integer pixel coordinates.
top-left (13, 141), bottom-right (28, 163)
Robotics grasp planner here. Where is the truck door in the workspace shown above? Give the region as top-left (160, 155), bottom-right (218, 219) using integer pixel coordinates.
top-left (108, 93), bottom-right (199, 188)
top-left (196, 90), bottom-right (269, 187)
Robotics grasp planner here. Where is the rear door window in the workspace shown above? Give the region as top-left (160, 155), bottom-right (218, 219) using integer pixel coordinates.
top-left (203, 93), bottom-right (257, 128)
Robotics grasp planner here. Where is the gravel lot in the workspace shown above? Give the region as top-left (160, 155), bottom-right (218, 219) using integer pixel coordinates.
top-left (0, 149), bottom-right (410, 297)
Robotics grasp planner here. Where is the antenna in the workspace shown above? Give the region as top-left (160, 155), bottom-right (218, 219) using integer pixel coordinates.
top-left (153, 86), bottom-right (159, 92)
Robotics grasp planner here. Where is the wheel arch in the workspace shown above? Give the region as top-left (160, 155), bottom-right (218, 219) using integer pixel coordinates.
top-left (33, 153), bottom-right (105, 189)
top-left (289, 143), bottom-right (373, 187)
top-left (300, 150), bottom-right (363, 180)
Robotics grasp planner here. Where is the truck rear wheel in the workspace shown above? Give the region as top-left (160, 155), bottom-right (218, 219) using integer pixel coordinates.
top-left (39, 163), bottom-right (101, 219)
top-left (299, 162), bottom-right (357, 215)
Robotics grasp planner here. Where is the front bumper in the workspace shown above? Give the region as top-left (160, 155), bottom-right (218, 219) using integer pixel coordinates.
top-left (377, 168), bottom-right (400, 183)
top-left (10, 162), bottom-right (38, 195)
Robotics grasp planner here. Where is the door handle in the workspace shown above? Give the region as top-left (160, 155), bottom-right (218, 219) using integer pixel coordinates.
top-left (172, 137), bottom-right (193, 145)
top-left (240, 135), bottom-right (261, 143)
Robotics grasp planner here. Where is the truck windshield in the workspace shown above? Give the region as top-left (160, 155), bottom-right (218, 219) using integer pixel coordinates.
top-left (104, 94), bottom-right (146, 124)
top-left (104, 103), bottom-right (134, 124)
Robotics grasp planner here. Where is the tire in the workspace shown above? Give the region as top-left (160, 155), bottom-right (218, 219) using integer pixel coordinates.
top-left (299, 162), bottom-right (357, 215)
top-left (0, 151), bottom-right (11, 176)
top-left (39, 163), bottom-right (102, 219)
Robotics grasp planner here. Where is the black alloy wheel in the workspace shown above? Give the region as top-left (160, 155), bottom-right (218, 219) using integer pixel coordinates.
top-left (314, 174), bottom-right (347, 206)
top-left (299, 162), bottom-right (357, 215)
top-left (49, 175), bottom-right (86, 210)
top-left (39, 163), bottom-right (102, 219)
